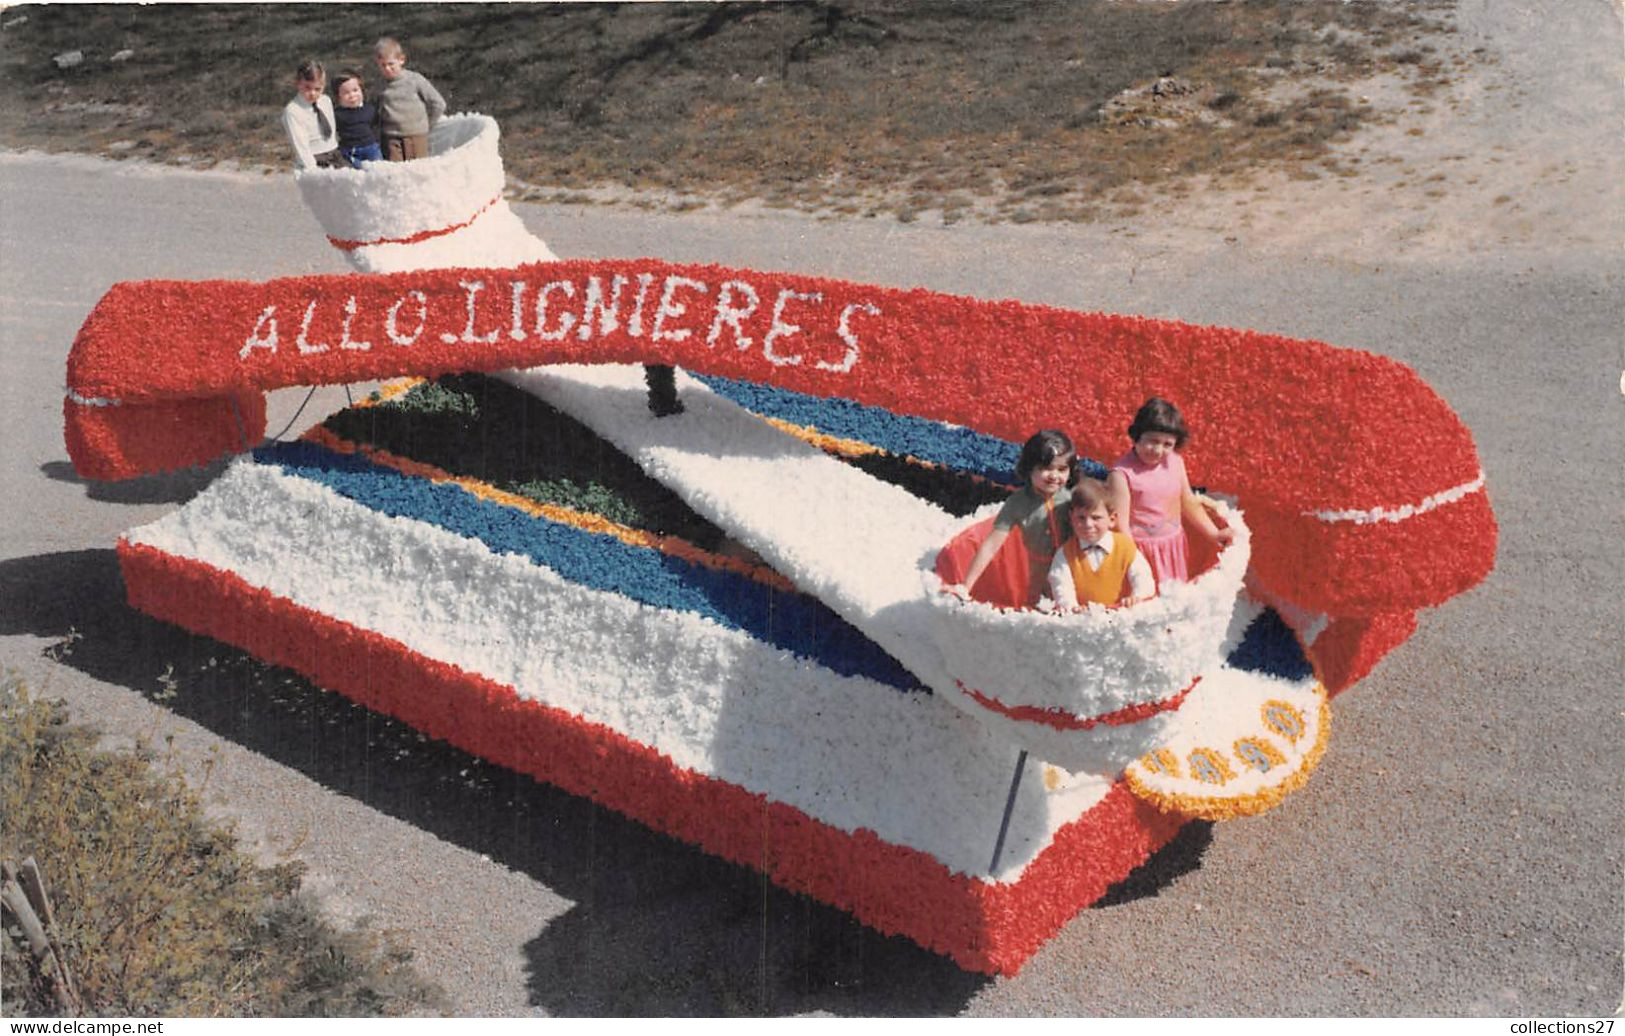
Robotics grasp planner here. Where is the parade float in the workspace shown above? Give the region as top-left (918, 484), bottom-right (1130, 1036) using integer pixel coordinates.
top-left (62, 115), bottom-right (1496, 974)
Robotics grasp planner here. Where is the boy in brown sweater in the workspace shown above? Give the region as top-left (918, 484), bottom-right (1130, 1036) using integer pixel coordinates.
top-left (373, 36), bottom-right (447, 161)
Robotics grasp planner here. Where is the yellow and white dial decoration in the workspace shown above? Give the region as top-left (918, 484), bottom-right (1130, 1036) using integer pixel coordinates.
top-left (1124, 668), bottom-right (1329, 821)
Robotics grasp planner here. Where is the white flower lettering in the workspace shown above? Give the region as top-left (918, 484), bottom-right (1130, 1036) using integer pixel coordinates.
top-left (579, 275), bottom-right (628, 340)
top-left (386, 291), bottom-right (428, 346)
top-left (240, 304), bottom-right (278, 359)
top-left (296, 299), bottom-right (329, 355)
top-left (626, 272), bottom-right (655, 337)
top-left (763, 289), bottom-right (822, 367)
top-left (338, 295), bottom-right (372, 351)
top-left (535, 280), bottom-right (578, 341)
top-left (653, 275), bottom-right (708, 343)
top-left (458, 280), bottom-right (501, 344)
top-left (819, 301), bottom-right (879, 373)
top-left (707, 280), bottom-right (759, 350)
top-left (508, 281), bottom-right (528, 341)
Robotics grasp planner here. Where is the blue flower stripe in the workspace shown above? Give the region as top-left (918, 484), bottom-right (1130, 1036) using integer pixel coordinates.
top-left (1226, 608), bottom-right (1316, 682)
top-left (697, 375), bottom-right (1024, 483)
top-left (252, 440), bottom-right (928, 694)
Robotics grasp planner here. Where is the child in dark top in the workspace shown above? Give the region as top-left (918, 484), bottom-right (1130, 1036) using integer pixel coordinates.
top-left (332, 70), bottom-right (382, 168)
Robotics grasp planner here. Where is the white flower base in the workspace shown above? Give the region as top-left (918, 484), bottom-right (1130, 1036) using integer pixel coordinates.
top-left (293, 113), bottom-right (556, 274)
top-left (123, 455), bottom-right (1116, 882)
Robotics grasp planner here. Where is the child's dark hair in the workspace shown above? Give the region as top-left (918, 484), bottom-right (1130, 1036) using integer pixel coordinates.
top-left (1127, 397), bottom-right (1189, 448)
top-left (1015, 429), bottom-right (1078, 487)
top-left (1070, 477), bottom-right (1112, 514)
top-left (331, 69), bottom-right (364, 94)
top-left (295, 59), bottom-right (325, 84)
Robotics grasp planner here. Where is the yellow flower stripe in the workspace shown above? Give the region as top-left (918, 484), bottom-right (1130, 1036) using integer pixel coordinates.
top-left (757, 414), bottom-right (1008, 489)
top-left (759, 416), bottom-right (884, 460)
top-left (299, 424), bottom-right (795, 591)
top-left (346, 377), bottom-right (425, 410)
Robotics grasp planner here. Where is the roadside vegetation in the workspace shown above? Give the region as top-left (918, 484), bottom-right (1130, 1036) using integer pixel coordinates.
top-left (0, 673), bottom-right (445, 1017)
top-left (0, 0), bottom-right (1462, 223)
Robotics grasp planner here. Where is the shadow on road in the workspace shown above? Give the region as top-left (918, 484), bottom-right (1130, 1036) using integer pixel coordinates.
top-left (40, 459), bottom-right (227, 505)
top-left (1093, 820), bottom-right (1213, 908)
top-left (0, 548), bottom-right (1208, 1015)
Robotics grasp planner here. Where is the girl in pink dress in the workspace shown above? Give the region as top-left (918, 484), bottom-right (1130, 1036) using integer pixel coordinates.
top-left (1106, 397), bottom-right (1232, 588)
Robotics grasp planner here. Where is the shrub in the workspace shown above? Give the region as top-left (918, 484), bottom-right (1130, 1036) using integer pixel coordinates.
top-left (0, 674), bottom-right (445, 1017)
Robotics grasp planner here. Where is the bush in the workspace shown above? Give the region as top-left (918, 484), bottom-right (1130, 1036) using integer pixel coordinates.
top-left (0, 674), bottom-right (445, 1017)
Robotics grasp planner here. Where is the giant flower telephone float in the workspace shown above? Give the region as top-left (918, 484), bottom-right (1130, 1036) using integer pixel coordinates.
top-left (62, 115), bottom-right (1495, 974)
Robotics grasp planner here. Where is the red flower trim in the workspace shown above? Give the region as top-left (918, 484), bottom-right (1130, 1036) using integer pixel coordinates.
top-left (63, 391), bottom-right (266, 482)
top-left (325, 194), bottom-right (501, 251)
top-left (118, 539), bottom-right (1182, 975)
top-left (1245, 490), bottom-right (1497, 616)
top-left (64, 261), bottom-right (1484, 512)
top-left (1304, 611), bottom-right (1419, 695)
top-left (66, 260), bottom-right (1495, 616)
top-left (958, 676), bottom-right (1199, 731)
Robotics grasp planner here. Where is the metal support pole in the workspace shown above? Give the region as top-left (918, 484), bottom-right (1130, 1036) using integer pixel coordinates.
top-left (989, 748), bottom-right (1029, 874)
top-left (229, 396), bottom-right (251, 452)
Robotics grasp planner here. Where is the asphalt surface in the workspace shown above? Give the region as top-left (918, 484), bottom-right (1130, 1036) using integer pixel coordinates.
top-left (1, 0), bottom-right (1620, 1017)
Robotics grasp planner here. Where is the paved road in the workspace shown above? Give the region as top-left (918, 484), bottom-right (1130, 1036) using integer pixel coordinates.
top-left (1, 2), bottom-right (1620, 1017)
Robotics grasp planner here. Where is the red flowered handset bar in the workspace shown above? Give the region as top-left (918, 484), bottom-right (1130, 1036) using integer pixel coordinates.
top-left (63, 258), bottom-right (1494, 616)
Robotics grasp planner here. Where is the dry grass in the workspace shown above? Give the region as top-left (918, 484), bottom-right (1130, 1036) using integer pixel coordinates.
top-left (1, 675), bottom-right (446, 1017)
top-left (0, 1), bottom-right (1461, 222)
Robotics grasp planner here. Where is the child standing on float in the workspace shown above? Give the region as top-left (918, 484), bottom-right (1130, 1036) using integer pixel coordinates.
top-left (281, 60), bottom-right (342, 170)
top-left (1049, 478), bottom-right (1156, 609)
top-left (1106, 397), bottom-right (1232, 588)
top-left (331, 70), bottom-right (383, 168)
top-left (374, 36), bottom-right (447, 162)
top-left (949, 429), bottom-right (1078, 607)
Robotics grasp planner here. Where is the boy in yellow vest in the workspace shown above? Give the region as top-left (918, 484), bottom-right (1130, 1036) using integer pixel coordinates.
top-left (1048, 479), bottom-right (1156, 609)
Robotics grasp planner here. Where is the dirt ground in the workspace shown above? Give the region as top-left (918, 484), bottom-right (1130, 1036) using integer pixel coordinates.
top-left (1135, 2), bottom-right (1625, 262)
top-left (1, 1), bottom-right (1489, 224)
